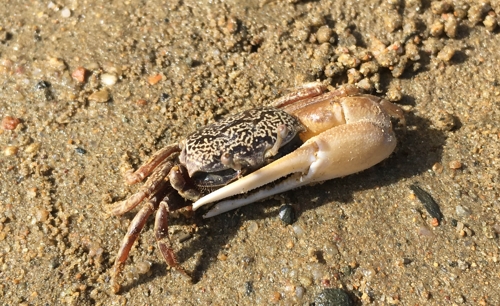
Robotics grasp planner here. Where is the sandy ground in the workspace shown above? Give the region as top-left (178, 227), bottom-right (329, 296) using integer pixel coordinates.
top-left (0, 0), bottom-right (499, 305)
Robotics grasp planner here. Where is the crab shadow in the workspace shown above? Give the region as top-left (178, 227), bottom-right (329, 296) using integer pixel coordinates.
top-left (138, 107), bottom-right (447, 287)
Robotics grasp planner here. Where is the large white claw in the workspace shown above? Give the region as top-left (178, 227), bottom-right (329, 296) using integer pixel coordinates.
top-left (192, 120), bottom-right (397, 218)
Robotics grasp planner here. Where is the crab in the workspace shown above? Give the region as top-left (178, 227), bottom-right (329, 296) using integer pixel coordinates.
top-left (109, 82), bottom-right (405, 292)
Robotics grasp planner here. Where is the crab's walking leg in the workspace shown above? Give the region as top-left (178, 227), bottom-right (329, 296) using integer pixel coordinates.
top-left (154, 192), bottom-right (191, 279)
top-left (111, 196), bottom-right (158, 293)
top-left (110, 159), bottom-right (176, 216)
top-left (271, 82), bottom-right (327, 108)
top-left (124, 144), bottom-right (180, 185)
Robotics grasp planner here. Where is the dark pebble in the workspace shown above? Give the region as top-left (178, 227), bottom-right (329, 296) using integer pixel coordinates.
top-left (75, 147), bottom-right (87, 154)
top-left (410, 184), bottom-right (444, 221)
top-left (314, 288), bottom-right (352, 306)
top-left (341, 265), bottom-right (353, 276)
top-left (35, 80), bottom-right (51, 89)
top-left (245, 281), bottom-right (253, 296)
top-left (160, 93), bottom-right (170, 102)
top-left (278, 204), bottom-right (296, 225)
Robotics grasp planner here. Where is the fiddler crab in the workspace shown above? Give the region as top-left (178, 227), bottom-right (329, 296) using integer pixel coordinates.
top-left (109, 82), bottom-right (405, 292)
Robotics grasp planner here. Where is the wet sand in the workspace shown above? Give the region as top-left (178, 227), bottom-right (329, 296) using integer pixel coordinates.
top-left (0, 0), bottom-right (499, 305)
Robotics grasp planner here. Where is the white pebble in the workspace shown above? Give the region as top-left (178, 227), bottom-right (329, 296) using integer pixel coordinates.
top-left (101, 73), bottom-right (118, 86)
top-left (292, 224), bottom-right (305, 236)
top-left (246, 220), bottom-right (259, 234)
top-left (295, 286), bottom-right (305, 298)
top-left (61, 8), bottom-right (71, 18)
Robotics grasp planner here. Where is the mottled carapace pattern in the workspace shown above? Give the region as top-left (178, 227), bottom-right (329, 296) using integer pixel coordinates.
top-left (180, 108), bottom-right (304, 177)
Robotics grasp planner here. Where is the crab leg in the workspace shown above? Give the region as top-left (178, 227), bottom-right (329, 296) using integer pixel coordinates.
top-left (192, 95), bottom-right (404, 217)
top-left (155, 194), bottom-right (191, 279)
top-left (111, 191), bottom-right (166, 293)
top-left (124, 144), bottom-right (180, 185)
top-left (111, 158), bottom-right (176, 216)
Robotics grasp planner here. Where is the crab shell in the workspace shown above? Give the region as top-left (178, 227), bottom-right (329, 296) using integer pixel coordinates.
top-left (179, 108), bottom-right (305, 188)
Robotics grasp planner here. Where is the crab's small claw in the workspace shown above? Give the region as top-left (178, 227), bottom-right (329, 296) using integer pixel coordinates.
top-left (192, 94), bottom-right (404, 218)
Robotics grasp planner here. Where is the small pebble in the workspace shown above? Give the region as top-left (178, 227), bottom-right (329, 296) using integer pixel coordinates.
top-left (246, 220), bottom-right (259, 234)
top-left (293, 26), bottom-right (310, 42)
top-left (483, 12), bottom-right (497, 32)
top-left (71, 67), bottom-right (87, 83)
top-left (61, 8), bottom-right (71, 18)
top-left (324, 62), bottom-right (345, 78)
top-left (27, 187), bottom-right (37, 199)
top-left (4, 146), bottom-right (19, 156)
top-left (47, 57), bottom-right (67, 71)
top-left (101, 73), bottom-right (118, 86)
top-left (1, 116), bottom-right (20, 130)
top-left (34, 207), bottom-right (48, 224)
top-left (444, 15), bottom-right (458, 38)
top-left (492, 223), bottom-right (500, 235)
top-left (410, 184), bottom-right (444, 221)
top-left (386, 86), bottom-right (403, 102)
top-left (298, 275), bottom-right (312, 287)
top-left (433, 109), bottom-right (456, 130)
top-left (136, 99), bottom-right (147, 106)
top-left (147, 74), bottom-right (162, 85)
top-left (35, 80), bottom-right (50, 90)
top-left (0, 28), bottom-right (9, 43)
top-left (468, 4), bottom-right (490, 25)
top-left (270, 291), bottom-right (281, 302)
top-left (359, 61), bottom-right (379, 76)
top-left (25, 142), bottom-right (41, 153)
top-left (432, 162), bottom-right (444, 174)
top-left (384, 10), bottom-right (403, 32)
top-left (245, 281), bottom-right (253, 296)
top-left (178, 233), bottom-right (192, 243)
top-left (295, 286), bottom-right (305, 299)
top-left (75, 147), bottom-right (87, 155)
top-left (405, 42), bottom-right (420, 61)
top-left (429, 20), bottom-right (444, 37)
top-left (437, 46), bottom-right (456, 62)
top-left (309, 14), bottom-right (325, 27)
top-left (337, 54), bottom-right (360, 69)
top-left (316, 26), bottom-right (333, 44)
top-left (292, 224), bottom-right (305, 237)
top-left (356, 78), bottom-right (373, 91)
top-left (431, 1), bottom-right (452, 15)
top-left (135, 261), bottom-right (152, 275)
top-left (314, 288), bottom-right (352, 306)
top-left (88, 89), bottom-right (110, 103)
top-left (160, 93), bottom-right (170, 101)
top-left (278, 204), bottom-right (296, 225)
top-left (347, 68), bottom-right (362, 84)
top-left (449, 160), bottom-right (462, 169)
